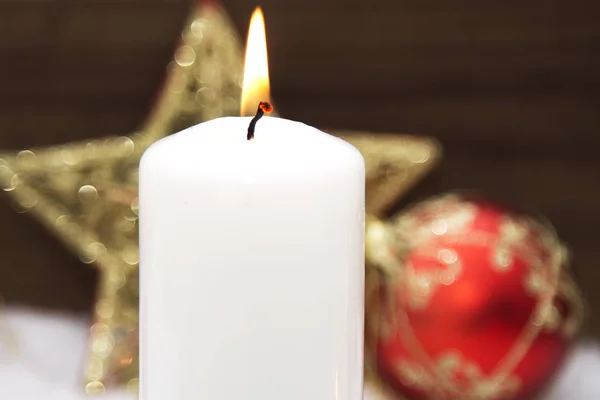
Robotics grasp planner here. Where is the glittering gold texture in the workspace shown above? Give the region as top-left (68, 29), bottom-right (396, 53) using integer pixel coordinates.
top-left (336, 131), bottom-right (440, 218)
top-left (0, 3), bottom-right (440, 389)
top-left (0, 4), bottom-right (243, 389)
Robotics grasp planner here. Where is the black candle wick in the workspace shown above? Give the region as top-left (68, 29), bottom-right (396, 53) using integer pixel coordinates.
top-left (247, 101), bottom-right (273, 140)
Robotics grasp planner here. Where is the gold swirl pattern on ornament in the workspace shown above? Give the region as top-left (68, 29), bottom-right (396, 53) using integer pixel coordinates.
top-left (364, 194), bottom-right (584, 399)
top-left (403, 248), bottom-right (462, 310)
top-left (396, 351), bottom-right (521, 399)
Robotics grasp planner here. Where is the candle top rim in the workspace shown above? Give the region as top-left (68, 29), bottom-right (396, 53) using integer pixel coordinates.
top-left (143, 116), bottom-right (363, 158)
top-left (140, 116), bottom-right (365, 184)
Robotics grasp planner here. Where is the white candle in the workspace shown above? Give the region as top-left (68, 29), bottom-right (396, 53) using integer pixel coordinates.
top-left (139, 115), bottom-right (364, 399)
top-left (139, 8), bottom-right (365, 400)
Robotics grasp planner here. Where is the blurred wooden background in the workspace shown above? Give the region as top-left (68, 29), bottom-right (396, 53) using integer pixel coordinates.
top-left (0, 0), bottom-right (599, 334)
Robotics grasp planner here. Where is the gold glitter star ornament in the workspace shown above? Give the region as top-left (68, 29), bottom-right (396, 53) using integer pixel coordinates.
top-left (0, 2), bottom-right (441, 390)
top-left (0, 4), bottom-right (243, 391)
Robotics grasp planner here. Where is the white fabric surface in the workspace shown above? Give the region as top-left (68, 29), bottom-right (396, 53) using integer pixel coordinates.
top-left (0, 307), bottom-right (598, 399)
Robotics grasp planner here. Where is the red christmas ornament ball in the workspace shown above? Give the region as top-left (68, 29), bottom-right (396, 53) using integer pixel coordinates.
top-left (368, 195), bottom-right (583, 400)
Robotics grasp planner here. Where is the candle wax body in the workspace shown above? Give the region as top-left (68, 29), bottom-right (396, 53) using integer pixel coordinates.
top-left (139, 116), bottom-right (365, 400)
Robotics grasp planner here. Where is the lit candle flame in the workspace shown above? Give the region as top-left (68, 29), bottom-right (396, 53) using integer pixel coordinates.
top-left (241, 7), bottom-right (270, 117)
